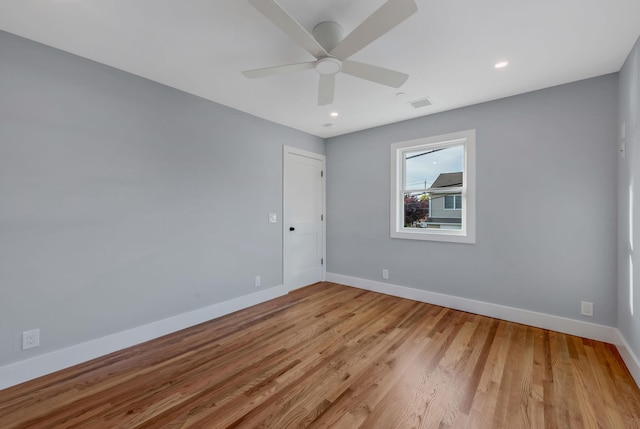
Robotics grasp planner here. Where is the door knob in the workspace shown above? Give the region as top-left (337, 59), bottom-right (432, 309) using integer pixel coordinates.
top-left (289, 227), bottom-right (295, 231)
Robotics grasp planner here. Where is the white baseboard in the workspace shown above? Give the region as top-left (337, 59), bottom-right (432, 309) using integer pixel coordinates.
top-left (326, 273), bottom-right (620, 343)
top-left (327, 273), bottom-right (640, 388)
top-left (0, 285), bottom-right (287, 391)
top-left (614, 330), bottom-right (640, 387)
top-left (4, 277), bottom-right (639, 391)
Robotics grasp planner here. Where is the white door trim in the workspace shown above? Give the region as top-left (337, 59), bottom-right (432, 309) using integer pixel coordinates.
top-left (283, 146), bottom-right (326, 291)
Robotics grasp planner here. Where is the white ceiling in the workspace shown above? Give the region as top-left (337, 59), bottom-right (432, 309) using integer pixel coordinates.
top-left (1, 0), bottom-right (639, 138)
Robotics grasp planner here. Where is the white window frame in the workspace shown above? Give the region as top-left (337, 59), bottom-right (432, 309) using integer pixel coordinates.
top-left (390, 129), bottom-right (476, 243)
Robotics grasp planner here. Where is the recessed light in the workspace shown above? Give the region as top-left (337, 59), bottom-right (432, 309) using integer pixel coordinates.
top-left (494, 60), bottom-right (509, 69)
top-left (330, 112), bottom-right (339, 117)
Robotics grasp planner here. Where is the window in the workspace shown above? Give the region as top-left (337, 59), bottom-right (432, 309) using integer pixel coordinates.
top-left (444, 195), bottom-right (462, 210)
top-left (390, 130), bottom-right (475, 243)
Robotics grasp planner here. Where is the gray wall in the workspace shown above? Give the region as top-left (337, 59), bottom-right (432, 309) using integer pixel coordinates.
top-left (0, 31), bottom-right (324, 366)
top-left (327, 74), bottom-right (619, 326)
top-left (0, 26), bottom-right (630, 372)
top-left (618, 36), bottom-right (640, 359)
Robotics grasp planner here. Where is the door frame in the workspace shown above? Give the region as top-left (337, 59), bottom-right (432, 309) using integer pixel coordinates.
top-left (283, 145), bottom-right (326, 291)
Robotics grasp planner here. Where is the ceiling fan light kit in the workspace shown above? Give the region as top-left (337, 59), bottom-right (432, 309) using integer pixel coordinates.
top-left (315, 57), bottom-right (342, 75)
top-left (244, 0), bottom-right (418, 106)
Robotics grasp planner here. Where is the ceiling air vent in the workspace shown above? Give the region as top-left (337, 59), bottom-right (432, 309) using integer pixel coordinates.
top-left (408, 97), bottom-right (432, 109)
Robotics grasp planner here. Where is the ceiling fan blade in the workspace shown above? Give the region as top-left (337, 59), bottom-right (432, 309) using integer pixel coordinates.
top-left (318, 74), bottom-right (335, 106)
top-left (243, 61), bottom-right (316, 78)
top-left (341, 60), bottom-right (408, 88)
top-left (330, 0), bottom-right (417, 60)
top-left (248, 0), bottom-right (328, 59)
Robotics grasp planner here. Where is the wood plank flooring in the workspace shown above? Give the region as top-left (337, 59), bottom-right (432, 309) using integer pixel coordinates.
top-left (1, 282), bottom-right (639, 428)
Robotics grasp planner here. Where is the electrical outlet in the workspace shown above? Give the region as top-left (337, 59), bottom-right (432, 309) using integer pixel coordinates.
top-left (22, 329), bottom-right (40, 350)
top-left (255, 275), bottom-right (261, 287)
top-left (581, 301), bottom-right (594, 317)
top-left (382, 269), bottom-right (389, 280)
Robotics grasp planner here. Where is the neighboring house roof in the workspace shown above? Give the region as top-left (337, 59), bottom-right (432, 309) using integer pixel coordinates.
top-left (429, 172), bottom-right (462, 189)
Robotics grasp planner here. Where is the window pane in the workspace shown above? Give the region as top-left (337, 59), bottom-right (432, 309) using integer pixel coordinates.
top-left (403, 192), bottom-right (429, 228)
top-left (403, 144), bottom-right (464, 231)
top-left (444, 195), bottom-right (454, 209)
top-left (404, 144), bottom-right (464, 191)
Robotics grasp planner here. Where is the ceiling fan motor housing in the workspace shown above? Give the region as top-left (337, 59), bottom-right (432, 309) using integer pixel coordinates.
top-left (312, 21), bottom-right (344, 51)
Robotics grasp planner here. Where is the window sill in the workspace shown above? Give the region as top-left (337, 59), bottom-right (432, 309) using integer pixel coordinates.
top-left (390, 228), bottom-right (475, 244)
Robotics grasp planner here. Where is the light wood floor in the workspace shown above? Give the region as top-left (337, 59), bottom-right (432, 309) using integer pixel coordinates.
top-left (1, 282), bottom-right (639, 428)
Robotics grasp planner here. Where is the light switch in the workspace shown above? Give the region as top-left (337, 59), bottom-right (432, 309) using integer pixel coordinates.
top-left (268, 213), bottom-right (277, 223)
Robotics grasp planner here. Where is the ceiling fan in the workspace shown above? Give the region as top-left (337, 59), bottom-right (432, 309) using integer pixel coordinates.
top-left (243, 0), bottom-right (418, 106)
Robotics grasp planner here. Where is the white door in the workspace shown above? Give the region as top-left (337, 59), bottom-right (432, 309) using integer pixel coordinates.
top-left (283, 146), bottom-right (325, 291)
